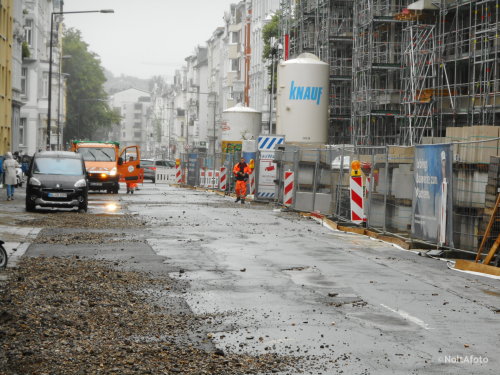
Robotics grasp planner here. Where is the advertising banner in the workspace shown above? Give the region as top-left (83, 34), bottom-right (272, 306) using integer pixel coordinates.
top-left (412, 144), bottom-right (453, 245)
top-left (187, 153), bottom-right (198, 186)
top-left (256, 135), bottom-right (285, 199)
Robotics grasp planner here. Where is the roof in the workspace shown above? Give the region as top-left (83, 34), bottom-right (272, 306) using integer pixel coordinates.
top-left (72, 140), bottom-right (120, 147)
top-left (35, 151), bottom-right (82, 159)
top-left (223, 103), bottom-right (261, 113)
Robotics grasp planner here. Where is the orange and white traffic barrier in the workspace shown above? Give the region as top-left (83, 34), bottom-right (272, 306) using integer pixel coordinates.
top-left (284, 171), bottom-right (294, 206)
top-left (350, 160), bottom-right (365, 224)
top-left (219, 167), bottom-right (227, 191)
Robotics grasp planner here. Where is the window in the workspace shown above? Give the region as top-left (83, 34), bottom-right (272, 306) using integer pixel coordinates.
top-left (76, 147), bottom-right (116, 162)
top-left (34, 158), bottom-right (84, 176)
top-left (230, 58), bottom-right (239, 72)
top-left (24, 19), bottom-right (33, 46)
top-left (21, 67), bottom-right (28, 96)
top-left (134, 103), bottom-right (142, 110)
top-left (19, 118), bottom-right (27, 146)
top-left (134, 113), bottom-right (141, 119)
top-left (133, 131), bottom-right (141, 139)
top-left (231, 31), bottom-right (240, 44)
top-left (42, 72), bottom-right (49, 98)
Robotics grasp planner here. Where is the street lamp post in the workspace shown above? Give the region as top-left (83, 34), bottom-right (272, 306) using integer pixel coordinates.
top-left (57, 55), bottom-right (71, 150)
top-left (46, 9), bottom-right (114, 150)
top-left (268, 40), bottom-right (283, 135)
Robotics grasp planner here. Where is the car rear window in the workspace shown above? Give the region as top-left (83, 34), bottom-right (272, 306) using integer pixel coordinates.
top-left (154, 160), bottom-right (175, 167)
top-left (34, 158), bottom-right (84, 176)
top-left (141, 160), bottom-right (154, 166)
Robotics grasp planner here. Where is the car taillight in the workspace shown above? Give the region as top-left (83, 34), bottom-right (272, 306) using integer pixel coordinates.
top-left (152, 167), bottom-right (156, 170)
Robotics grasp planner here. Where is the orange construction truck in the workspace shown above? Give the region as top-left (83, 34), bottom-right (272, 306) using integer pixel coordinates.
top-left (70, 141), bottom-right (143, 193)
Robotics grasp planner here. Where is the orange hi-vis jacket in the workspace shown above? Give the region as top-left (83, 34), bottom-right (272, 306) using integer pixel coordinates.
top-left (233, 162), bottom-right (251, 181)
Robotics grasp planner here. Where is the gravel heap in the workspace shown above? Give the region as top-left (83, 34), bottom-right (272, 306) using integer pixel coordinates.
top-left (0, 257), bottom-right (296, 375)
top-left (17, 213), bottom-right (146, 229)
top-left (33, 232), bottom-right (143, 245)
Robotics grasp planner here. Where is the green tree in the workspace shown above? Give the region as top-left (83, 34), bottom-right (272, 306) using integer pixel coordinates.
top-left (262, 13), bottom-right (281, 93)
top-left (62, 28), bottom-right (121, 144)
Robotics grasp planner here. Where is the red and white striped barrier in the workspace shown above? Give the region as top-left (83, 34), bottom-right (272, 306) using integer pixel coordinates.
top-left (175, 163), bottom-right (182, 184)
top-left (284, 171), bottom-right (294, 206)
top-left (199, 170), bottom-right (206, 187)
top-left (350, 175), bottom-right (365, 223)
top-left (219, 167), bottom-right (227, 191)
top-left (248, 171), bottom-right (256, 195)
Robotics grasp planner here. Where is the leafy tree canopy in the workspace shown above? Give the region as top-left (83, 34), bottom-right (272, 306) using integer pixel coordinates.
top-left (262, 13), bottom-right (280, 61)
top-left (262, 13), bottom-right (281, 93)
top-left (62, 28), bottom-right (121, 144)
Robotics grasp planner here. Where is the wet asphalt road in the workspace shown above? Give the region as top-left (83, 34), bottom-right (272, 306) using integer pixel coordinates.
top-left (1, 182), bottom-right (499, 374)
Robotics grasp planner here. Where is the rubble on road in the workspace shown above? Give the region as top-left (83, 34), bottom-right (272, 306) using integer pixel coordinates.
top-left (17, 212), bottom-right (146, 229)
top-left (0, 257), bottom-right (297, 375)
top-left (33, 232), bottom-right (144, 245)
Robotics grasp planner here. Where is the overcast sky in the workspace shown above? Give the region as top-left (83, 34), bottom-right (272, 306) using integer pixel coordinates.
top-left (62, 0), bottom-right (236, 80)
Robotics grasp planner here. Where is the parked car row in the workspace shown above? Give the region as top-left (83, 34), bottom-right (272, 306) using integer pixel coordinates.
top-left (140, 159), bottom-right (175, 183)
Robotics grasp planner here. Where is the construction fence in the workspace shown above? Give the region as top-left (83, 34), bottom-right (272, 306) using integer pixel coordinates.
top-left (176, 138), bottom-right (500, 256)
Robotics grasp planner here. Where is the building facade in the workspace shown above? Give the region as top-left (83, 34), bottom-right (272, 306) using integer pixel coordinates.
top-left (249, 0), bottom-right (281, 134)
top-left (20, 0), bottom-right (65, 154)
top-left (109, 88), bottom-right (152, 154)
top-left (0, 0), bottom-right (13, 155)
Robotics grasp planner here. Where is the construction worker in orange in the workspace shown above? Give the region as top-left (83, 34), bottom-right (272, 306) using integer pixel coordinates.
top-left (126, 156), bottom-right (138, 194)
top-left (233, 157), bottom-right (252, 204)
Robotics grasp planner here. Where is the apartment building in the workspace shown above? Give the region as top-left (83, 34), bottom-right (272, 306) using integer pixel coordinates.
top-left (0, 0), bottom-right (13, 155)
top-left (110, 88), bottom-right (152, 153)
top-left (20, 0), bottom-right (65, 153)
top-left (248, 0), bottom-right (281, 134)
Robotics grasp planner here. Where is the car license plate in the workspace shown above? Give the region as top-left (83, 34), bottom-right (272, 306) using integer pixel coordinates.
top-left (91, 182), bottom-right (103, 186)
top-left (48, 192), bottom-right (67, 198)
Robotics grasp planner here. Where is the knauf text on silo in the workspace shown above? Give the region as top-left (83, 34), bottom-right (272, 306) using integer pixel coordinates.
top-left (288, 81), bottom-right (324, 105)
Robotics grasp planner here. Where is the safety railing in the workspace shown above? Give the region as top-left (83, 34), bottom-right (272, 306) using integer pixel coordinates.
top-left (175, 138), bottom-right (500, 255)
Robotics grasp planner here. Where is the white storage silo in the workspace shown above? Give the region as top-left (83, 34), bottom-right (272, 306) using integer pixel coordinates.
top-left (221, 103), bottom-right (262, 142)
top-left (276, 53), bottom-right (329, 143)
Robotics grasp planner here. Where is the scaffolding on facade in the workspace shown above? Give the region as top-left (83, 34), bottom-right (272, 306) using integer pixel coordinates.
top-left (352, 0), bottom-right (408, 146)
top-left (281, 0), bottom-right (500, 147)
top-left (436, 0), bottom-right (500, 133)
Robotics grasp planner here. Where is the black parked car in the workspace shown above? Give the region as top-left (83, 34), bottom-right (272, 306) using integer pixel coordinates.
top-left (25, 151), bottom-right (89, 212)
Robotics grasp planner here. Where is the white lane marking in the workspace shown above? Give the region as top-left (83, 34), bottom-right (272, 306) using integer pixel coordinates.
top-left (380, 303), bottom-right (433, 330)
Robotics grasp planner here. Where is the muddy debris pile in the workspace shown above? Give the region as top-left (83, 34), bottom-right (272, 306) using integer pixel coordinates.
top-left (34, 232), bottom-right (143, 245)
top-left (0, 257), bottom-right (297, 375)
top-left (18, 212), bottom-right (146, 229)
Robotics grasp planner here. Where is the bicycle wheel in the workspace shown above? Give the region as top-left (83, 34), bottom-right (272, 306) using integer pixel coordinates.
top-left (0, 245), bottom-right (7, 268)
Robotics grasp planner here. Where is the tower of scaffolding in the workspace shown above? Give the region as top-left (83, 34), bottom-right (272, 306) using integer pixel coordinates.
top-left (352, 0), bottom-right (409, 146)
top-left (280, 0), bottom-right (353, 144)
top-left (398, 5), bottom-right (439, 145)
